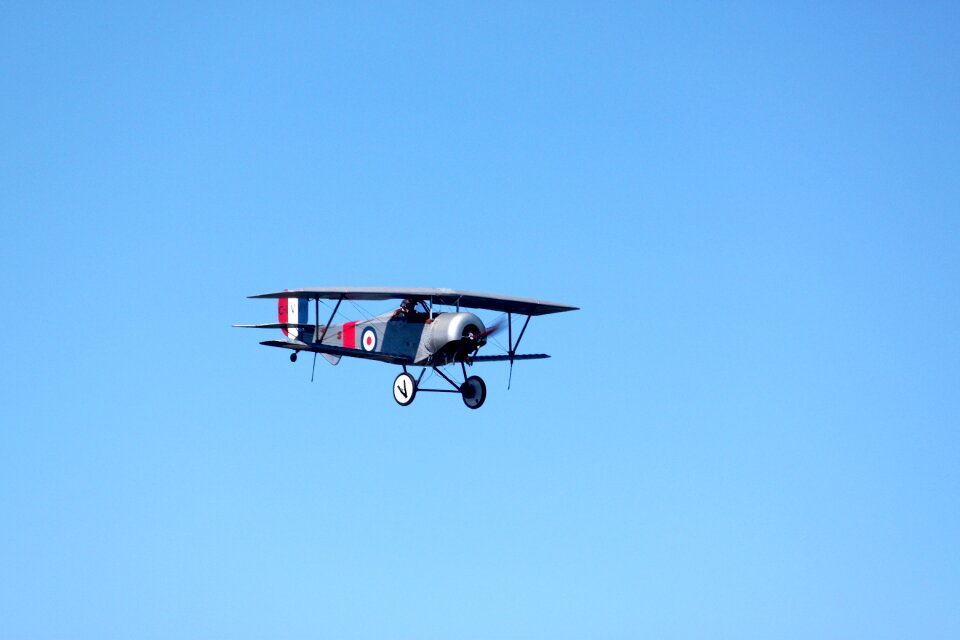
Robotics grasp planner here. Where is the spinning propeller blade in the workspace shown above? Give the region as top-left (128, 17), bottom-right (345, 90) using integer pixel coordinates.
top-left (479, 319), bottom-right (504, 339)
top-left (464, 319), bottom-right (505, 360)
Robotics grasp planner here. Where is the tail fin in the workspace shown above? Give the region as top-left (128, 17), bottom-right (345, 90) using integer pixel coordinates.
top-left (278, 296), bottom-right (309, 339)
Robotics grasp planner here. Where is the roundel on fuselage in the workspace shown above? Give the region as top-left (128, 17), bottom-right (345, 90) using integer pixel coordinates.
top-left (361, 326), bottom-right (377, 352)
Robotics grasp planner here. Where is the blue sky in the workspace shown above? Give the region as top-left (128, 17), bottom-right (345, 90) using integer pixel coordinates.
top-left (1, 2), bottom-right (958, 638)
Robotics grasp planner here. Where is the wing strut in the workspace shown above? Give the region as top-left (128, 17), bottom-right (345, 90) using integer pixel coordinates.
top-left (506, 313), bottom-right (532, 390)
top-left (316, 295), bottom-right (343, 345)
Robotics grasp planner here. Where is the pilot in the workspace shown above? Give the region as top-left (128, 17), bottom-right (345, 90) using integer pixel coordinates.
top-left (395, 299), bottom-right (415, 318)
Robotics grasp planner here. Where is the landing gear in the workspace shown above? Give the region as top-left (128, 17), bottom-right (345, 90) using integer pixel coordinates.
top-left (400, 365), bottom-right (487, 409)
top-left (290, 352), bottom-right (298, 362)
top-left (460, 375), bottom-right (486, 409)
top-left (393, 372), bottom-right (417, 406)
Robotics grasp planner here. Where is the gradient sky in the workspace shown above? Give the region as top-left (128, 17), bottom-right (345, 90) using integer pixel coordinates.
top-left (1, 2), bottom-right (959, 638)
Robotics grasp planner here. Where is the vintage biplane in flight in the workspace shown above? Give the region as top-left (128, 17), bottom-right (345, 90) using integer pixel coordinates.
top-left (236, 287), bottom-right (577, 409)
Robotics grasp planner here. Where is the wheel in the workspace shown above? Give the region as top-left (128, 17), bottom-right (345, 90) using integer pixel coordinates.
top-left (393, 372), bottom-right (417, 406)
top-left (290, 352), bottom-right (298, 362)
top-left (460, 375), bottom-right (486, 409)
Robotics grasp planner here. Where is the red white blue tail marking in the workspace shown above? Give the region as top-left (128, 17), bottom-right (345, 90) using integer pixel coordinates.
top-left (278, 296), bottom-right (309, 339)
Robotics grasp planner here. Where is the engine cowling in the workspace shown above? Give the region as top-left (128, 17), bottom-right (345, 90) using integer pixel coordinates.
top-left (427, 312), bottom-right (486, 355)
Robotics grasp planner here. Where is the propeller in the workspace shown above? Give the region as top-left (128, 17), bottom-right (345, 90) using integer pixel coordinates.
top-left (478, 319), bottom-right (504, 340)
top-left (465, 320), bottom-right (517, 389)
top-left (462, 319), bottom-right (505, 361)
top-left (477, 318), bottom-right (515, 390)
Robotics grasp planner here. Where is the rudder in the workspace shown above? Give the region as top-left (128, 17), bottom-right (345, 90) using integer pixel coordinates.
top-left (278, 295), bottom-right (309, 339)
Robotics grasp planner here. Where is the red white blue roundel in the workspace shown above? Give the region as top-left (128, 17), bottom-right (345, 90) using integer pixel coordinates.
top-left (361, 327), bottom-right (377, 352)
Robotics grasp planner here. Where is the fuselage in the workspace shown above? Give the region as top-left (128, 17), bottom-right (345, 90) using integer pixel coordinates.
top-left (293, 309), bottom-right (487, 365)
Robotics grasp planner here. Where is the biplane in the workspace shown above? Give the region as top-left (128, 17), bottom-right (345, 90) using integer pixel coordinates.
top-left (236, 287), bottom-right (578, 409)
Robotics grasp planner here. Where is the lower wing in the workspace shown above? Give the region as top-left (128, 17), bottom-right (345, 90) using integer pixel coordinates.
top-left (259, 340), bottom-right (414, 365)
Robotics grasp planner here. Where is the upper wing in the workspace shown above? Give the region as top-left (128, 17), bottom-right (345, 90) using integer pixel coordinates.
top-left (248, 287), bottom-right (577, 316)
top-left (259, 340), bottom-right (414, 365)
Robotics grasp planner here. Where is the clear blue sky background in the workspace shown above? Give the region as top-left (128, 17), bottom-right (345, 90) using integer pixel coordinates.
top-left (1, 2), bottom-right (958, 638)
